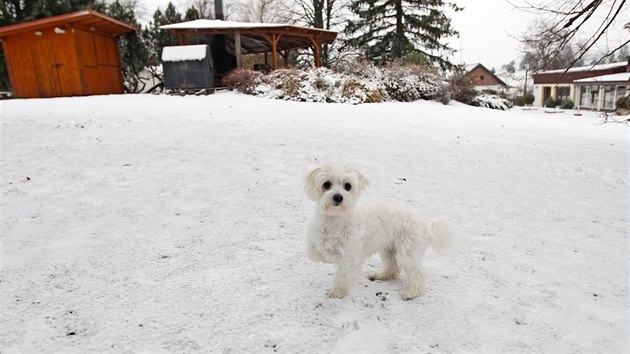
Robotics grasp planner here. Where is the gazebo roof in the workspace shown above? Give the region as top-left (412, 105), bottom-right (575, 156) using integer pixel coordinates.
top-left (160, 19), bottom-right (337, 54)
top-left (0, 10), bottom-right (138, 38)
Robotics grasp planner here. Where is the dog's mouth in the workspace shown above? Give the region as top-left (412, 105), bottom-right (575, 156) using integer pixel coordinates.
top-left (324, 201), bottom-right (347, 215)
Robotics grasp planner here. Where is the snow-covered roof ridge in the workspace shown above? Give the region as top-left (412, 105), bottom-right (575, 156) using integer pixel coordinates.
top-left (536, 62), bottom-right (627, 75)
top-left (464, 63), bottom-right (480, 72)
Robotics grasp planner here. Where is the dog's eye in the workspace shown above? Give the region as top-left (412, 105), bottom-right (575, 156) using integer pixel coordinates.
top-left (323, 181), bottom-right (332, 190)
top-left (344, 183), bottom-right (352, 191)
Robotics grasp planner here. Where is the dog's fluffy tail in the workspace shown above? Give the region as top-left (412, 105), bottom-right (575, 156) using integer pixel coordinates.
top-left (426, 220), bottom-right (457, 253)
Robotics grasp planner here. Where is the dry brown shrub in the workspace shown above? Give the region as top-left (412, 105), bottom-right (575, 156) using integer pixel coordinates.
top-left (222, 68), bottom-right (262, 94)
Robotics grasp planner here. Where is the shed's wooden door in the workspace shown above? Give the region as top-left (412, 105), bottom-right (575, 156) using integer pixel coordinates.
top-left (31, 38), bottom-right (76, 97)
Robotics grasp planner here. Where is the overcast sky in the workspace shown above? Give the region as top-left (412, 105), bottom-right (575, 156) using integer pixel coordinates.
top-left (136, 0), bottom-right (630, 71)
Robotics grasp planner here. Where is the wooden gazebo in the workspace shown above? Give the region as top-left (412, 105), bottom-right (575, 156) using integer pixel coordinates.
top-left (0, 10), bottom-right (137, 98)
top-left (159, 19), bottom-right (337, 70)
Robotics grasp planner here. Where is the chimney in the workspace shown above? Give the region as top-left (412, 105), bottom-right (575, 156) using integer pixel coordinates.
top-left (215, 0), bottom-right (224, 20)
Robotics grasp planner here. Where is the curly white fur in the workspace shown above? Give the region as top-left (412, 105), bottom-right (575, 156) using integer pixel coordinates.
top-left (304, 163), bottom-right (456, 300)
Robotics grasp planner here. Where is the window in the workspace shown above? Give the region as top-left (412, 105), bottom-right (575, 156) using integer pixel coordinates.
top-left (557, 86), bottom-right (570, 102)
top-left (579, 85), bottom-right (589, 107)
top-left (590, 85), bottom-right (599, 108)
top-left (602, 85), bottom-right (615, 110)
top-left (480, 75), bottom-right (484, 81)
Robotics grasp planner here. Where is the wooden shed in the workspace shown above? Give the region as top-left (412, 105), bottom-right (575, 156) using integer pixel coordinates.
top-left (0, 10), bottom-right (137, 98)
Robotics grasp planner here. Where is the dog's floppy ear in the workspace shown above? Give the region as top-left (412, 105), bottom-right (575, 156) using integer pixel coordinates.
top-left (304, 166), bottom-right (323, 201)
top-left (353, 169), bottom-right (370, 191)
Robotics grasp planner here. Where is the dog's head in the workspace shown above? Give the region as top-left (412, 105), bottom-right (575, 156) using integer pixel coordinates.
top-left (304, 163), bottom-right (369, 215)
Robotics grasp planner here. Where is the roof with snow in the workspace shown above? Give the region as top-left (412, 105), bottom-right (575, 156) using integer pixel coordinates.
top-left (464, 63), bottom-right (480, 72)
top-left (159, 19), bottom-right (338, 69)
top-left (162, 45), bottom-right (209, 62)
top-left (464, 63), bottom-right (507, 87)
top-left (160, 19), bottom-right (337, 51)
top-left (535, 62), bottom-right (627, 75)
top-left (532, 61), bottom-right (629, 84)
top-left (574, 72), bottom-right (630, 84)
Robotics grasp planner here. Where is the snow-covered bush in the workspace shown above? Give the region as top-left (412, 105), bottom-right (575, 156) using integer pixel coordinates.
top-left (341, 78), bottom-right (383, 103)
top-left (471, 94), bottom-right (513, 110)
top-left (447, 71), bottom-right (476, 104)
top-left (511, 95), bottom-right (526, 106)
top-left (544, 96), bottom-right (556, 108)
top-left (223, 62), bottom-right (449, 104)
top-left (247, 67), bottom-right (373, 104)
top-left (381, 64), bottom-right (444, 102)
top-left (562, 99), bottom-right (574, 109)
top-left (223, 68), bottom-right (263, 94)
top-left (523, 93), bottom-right (535, 105)
top-left (253, 68), bottom-right (376, 103)
top-left (241, 63), bottom-right (446, 104)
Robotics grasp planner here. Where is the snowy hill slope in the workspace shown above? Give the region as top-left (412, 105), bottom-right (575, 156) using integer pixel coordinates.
top-left (1, 93), bottom-right (627, 353)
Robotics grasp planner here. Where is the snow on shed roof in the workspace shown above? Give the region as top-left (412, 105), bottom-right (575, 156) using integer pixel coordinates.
top-left (162, 45), bottom-right (208, 62)
top-left (574, 72), bottom-right (630, 84)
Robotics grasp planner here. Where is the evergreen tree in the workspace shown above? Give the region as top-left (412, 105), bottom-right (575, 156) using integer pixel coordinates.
top-left (164, 2), bottom-right (182, 24)
top-left (185, 5), bottom-right (201, 21)
top-left (146, 3), bottom-right (182, 63)
top-left (106, 0), bottom-right (149, 92)
top-left (344, 0), bottom-right (461, 69)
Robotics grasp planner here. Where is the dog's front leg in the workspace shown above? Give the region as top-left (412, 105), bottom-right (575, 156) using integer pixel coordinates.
top-left (328, 259), bottom-right (360, 299)
top-left (306, 242), bottom-right (329, 263)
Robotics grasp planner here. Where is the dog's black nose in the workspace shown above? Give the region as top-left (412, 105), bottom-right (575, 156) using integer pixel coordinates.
top-left (333, 193), bottom-right (343, 204)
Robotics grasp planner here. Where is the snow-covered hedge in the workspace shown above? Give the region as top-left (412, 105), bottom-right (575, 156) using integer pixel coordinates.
top-left (470, 94), bottom-right (513, 111)
top-left (223, 65), bottom-right (513, 111)
top-left (224, 64), bottom-right (446, 104)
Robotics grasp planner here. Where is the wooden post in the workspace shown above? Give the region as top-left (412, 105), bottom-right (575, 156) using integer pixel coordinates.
top-left (234, 31), bottom-right (242, 68)
top-left (284, 49), bottom-right (289, 67)
top-left (271, 33), bottom-right (278, 70)
top-left (177, 32), bottom-right (183, 45)
top-left (310, 37), bottom-right (320, 67)
top-left (262, 32), bottom-right (282, 70)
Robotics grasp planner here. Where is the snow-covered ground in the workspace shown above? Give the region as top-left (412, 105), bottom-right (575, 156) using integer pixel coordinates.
top-left (1, 93), bottom-right (628, 353)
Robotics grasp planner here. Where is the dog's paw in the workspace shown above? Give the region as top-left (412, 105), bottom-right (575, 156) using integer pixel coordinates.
top-left (327, 287), bottom-right (348, 299)
top-left (400, 289), bottom-right (423, 301)
top-left (368, 272), bottom-right (396, 281)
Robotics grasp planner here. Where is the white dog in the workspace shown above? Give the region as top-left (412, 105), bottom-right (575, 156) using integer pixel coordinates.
top-left (304, 163), bottom-right (455, 300)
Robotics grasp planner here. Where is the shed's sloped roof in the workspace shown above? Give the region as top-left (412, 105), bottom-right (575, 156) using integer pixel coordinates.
top-left (0, 10), bottom-right (138, 38)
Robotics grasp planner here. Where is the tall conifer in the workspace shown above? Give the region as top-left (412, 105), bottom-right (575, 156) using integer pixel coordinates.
top-left (344, 0), bottom-right (461, 69)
